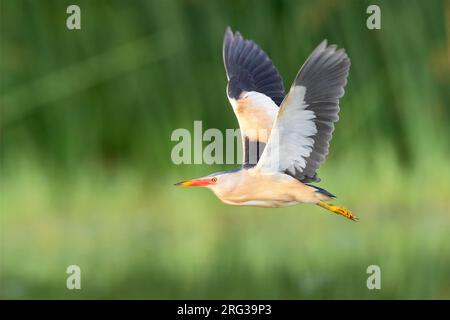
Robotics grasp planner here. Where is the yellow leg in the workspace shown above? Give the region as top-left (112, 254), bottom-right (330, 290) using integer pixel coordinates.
top-left (317, 201), bottom-right (358, 221)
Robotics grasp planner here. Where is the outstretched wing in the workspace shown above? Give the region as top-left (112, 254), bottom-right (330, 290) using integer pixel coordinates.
top-left (256, 40), bottom-right (350, 182)
top-left (223, 27), bottom-right (285, 166)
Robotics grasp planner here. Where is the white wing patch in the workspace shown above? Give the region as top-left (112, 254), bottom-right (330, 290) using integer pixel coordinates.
top-left (256, 86), bottom-right (317, 174)
top-left (228, 91), bottom-right (278, 142)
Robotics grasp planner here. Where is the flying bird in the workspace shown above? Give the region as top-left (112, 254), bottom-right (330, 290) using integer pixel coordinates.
top-left (176, 27), bottom-right (356, 221)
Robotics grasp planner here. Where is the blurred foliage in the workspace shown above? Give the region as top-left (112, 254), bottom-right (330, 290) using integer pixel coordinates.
top-left (0, 0), bottom-right (449, 299)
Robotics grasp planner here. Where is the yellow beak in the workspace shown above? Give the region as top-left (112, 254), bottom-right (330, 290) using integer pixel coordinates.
top-left (174, 178), bottom-right (212, 187)
top-left (175, 180), bottom-right (193, 186)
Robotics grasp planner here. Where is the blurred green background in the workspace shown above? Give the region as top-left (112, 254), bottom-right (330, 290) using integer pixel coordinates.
top-left (1, 0), bottom-right (449, 299)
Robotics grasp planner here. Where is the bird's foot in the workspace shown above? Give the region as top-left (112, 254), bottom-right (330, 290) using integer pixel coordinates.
top-left (317, 201), bottom-right (358, 221)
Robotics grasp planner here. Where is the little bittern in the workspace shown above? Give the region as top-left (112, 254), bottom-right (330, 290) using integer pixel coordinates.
top-left (176, 27), bottom-right (356, 221)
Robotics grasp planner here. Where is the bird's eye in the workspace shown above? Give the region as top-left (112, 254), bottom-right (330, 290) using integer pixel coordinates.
top-left (211, 177), bottom-right (217, 183)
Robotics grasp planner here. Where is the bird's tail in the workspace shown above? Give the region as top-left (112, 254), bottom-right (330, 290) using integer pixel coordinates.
top-left (305, 184), bottom-right (335, 200)
top-left (306, 184), bottom-right (358, 221)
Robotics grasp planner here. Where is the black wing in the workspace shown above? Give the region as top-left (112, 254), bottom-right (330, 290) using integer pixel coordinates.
top-left (223, 27), bottom-right (285, 106)
top-left (293, 40), bottom-right (350, 182)
top-left (256, 40), bottom-right (350, 183)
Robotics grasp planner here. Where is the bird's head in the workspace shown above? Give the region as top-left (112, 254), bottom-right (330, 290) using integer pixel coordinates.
top-left (174, 175), bottom-right (219, 188)
top-left (174, 169), bottom-right (241, 196)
